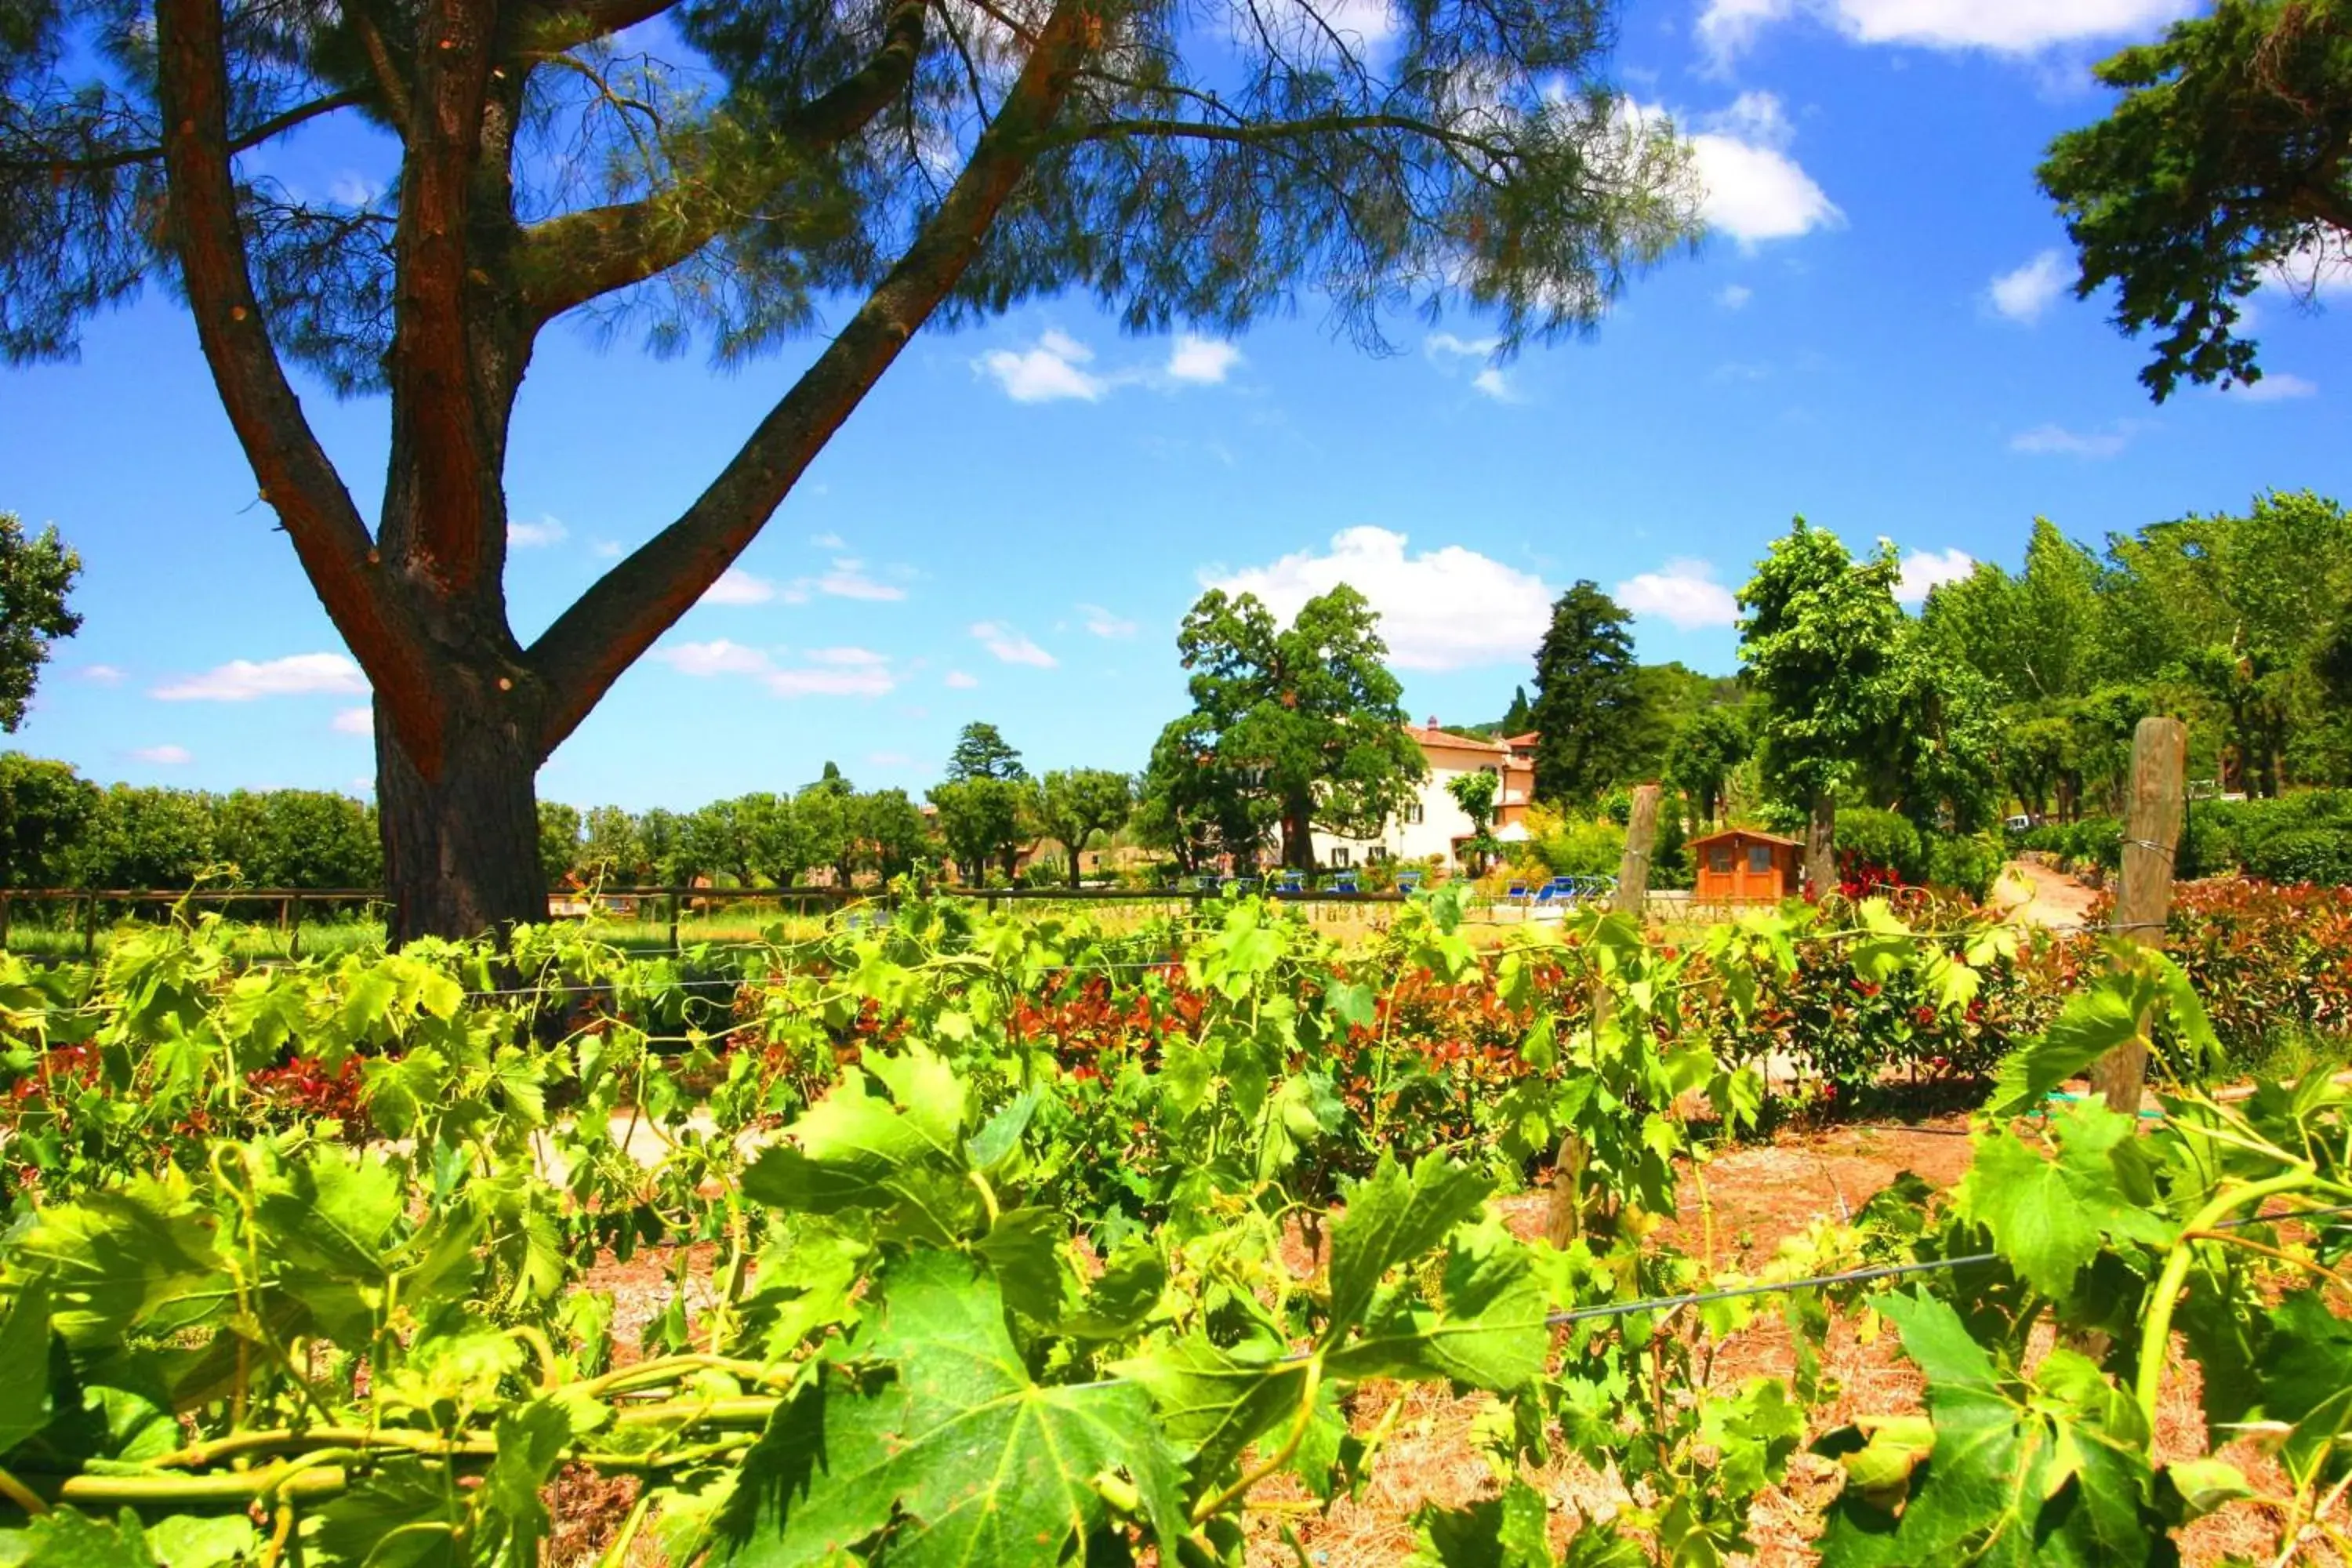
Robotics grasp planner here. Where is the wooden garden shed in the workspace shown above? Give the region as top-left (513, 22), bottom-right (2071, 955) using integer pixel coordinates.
top-left (1691, 828), bottom-right (1803, 902)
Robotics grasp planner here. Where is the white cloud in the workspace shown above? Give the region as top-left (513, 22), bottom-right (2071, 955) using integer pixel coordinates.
top-left (868, 750), bottom-right (916, 768)
top-left (977, 329), bottom-right (1109, 402)
top-left (1896, 546), bottom-right (1976, 605)
top-left (2009, 422), bottom-right (2136, 458)
top-left (1471, 368), bottom-right (1521, 402)
top-left (1167, 336), bottom-right (1243, 385)
top-left (657, 638), bottom-right (895, 696)
top-left (2218, 372), bottom-right (2319, 402)
top-left (1615, 559), bottom-right (1741, 630)
top-left (809, 532), bottom-right (848, 550)
top-left (701, 568), bottom-right (778, 606)
top-left (659, 639), bottom-right (776, 677)
top-left (1685, 95), bottom-right (1841, 249)
top-left (1425, 332), bottom-right (1501, 361)
top-left (591, 539), bottom-right (624, 560)
top-left (2268, 234), bottom-right (2352, 300)
top-left (1207, 527), bottom-right (1552, 672)
top-left (767, 665), bottom-right (895, 698)
top-left (131, 744), bottom-right (192, 765)
top-left (152, 652), bottom-right (368, 701)
top-left (1716, 284), bottom-right (1754, 310)
top-left (1079, 604), bottom-right (1138, 638)
top-left (332, 706), bottom-right (374, 735)
top-left (328, 170), bottom-right (383, 206)
top-left (971, 622), bottom-right (1058, 668)
top-left (508, 514), bottom-right (568, 549)
top-left (1988, 250), bottom-right (2071, 323)
top-left (1700, 0), bottom-right (2194, 65)
top-left (78, 663), bottom-right (125, 684)
top-left (794, 559), bottom-right (906, 602)
top-left (946, 670), bottom-right (981, 689)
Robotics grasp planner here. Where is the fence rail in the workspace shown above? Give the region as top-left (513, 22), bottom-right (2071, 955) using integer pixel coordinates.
top-left (0, 880), bottom-right (1445, 957)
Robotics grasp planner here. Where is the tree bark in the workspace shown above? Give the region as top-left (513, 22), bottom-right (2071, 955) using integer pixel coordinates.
top-left (1280, 797), bottom-right (1315, 871)
top-left (376, 692), bottom-right (543, 942)
top-left (1805, 790), bottom-right (1836, 897)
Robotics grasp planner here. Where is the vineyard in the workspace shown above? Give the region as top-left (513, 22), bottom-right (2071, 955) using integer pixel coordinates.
top-left (0, 886), bottom-right (2343, 1566)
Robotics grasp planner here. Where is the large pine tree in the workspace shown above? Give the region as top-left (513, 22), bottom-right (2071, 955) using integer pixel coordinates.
top-left (1528, 581), bottom-right (1645, 804)
top-left (2, 0), bottom-right (1700, 938)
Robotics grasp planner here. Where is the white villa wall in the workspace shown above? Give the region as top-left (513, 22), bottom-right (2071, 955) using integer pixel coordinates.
top-left (1322, 738), bottom-right (1528, 868)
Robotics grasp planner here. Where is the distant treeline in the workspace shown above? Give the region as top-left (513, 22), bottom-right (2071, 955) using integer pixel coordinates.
top-left (0, 753), bottom-right (379, 890)
top-left (0, 753), bottom-right (938, 893)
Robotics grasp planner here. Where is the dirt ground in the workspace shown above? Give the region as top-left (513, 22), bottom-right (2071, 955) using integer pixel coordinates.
top-left (554, 1110), bottom-right (2346, 1566)
top-left (1989, 856), bottom-right (2103, 931)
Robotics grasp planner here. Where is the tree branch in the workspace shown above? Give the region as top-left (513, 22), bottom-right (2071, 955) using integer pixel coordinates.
top-left (527, 0), bottom-right (1098, 757)
top-left (385, 0), bottom-right (503, 591)
top-left (512, 0), bottom-right (928, 326)
top-left (0, 89), bottom-right (368, 177)
top-left (152, 0), bottom-right (437, 764)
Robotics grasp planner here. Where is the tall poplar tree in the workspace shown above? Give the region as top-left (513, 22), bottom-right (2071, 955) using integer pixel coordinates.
top-left (1737, 521), bottom-right (1902, 894)
top-left (2, 0), bottom-right (1700, 938)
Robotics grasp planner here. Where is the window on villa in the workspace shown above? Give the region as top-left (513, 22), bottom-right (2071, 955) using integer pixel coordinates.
top-left (1367, 846), bottom-right (1391, 863)
top-left (1330, 847), bottom-right (1352, 867)
top-left (1405, 803), bottom-right (1425, 824)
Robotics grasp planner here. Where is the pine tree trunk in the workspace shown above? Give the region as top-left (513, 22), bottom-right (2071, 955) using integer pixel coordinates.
top-left (1805, 790), bottom-right (1836, 898)
top-left (376, 695), bottom-right (544, 945)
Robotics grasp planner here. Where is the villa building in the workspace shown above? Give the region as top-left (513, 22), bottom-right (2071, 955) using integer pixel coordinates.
top-left (1323, 720), bottom-right (1537, 869)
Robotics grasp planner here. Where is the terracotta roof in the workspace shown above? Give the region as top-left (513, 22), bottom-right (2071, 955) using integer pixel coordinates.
top-left (1503, 731), bottom-right (1540, 747)
top-left (1689, 826), bottom-right (1803, 848)
top-left (1405, 723), bottom-right (1511, 753)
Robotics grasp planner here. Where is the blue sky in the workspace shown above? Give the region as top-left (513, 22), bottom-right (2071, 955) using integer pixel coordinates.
top-left (4, 0), bottom-right (2349, 810)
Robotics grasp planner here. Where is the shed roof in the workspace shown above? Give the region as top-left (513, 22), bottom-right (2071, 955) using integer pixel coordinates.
top-left (1689, 826), bottom-right (1803, 848)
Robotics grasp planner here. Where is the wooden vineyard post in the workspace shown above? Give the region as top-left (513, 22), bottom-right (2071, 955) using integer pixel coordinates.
top-left (288, 892), bottom-right (305, 959)
top-left (1615, 784), bottom-right (1662, 919)
top-left (1548, 784), bottom-right (1663, 1248)
top-left (82, 892), bottom-right (97, 958)
top-left (2089, 716), bottom-right (2186, 1115)
top-left (0, 893), bottom-right (10, 951)
top-left (667, 894), bottom-right (681, 955)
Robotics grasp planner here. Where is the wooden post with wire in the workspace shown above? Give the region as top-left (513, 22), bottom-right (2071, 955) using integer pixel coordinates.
top-left (1614, 784), bottom-right (1662, 920)
top-left (2089, 716), bottom-right (2186, 1116)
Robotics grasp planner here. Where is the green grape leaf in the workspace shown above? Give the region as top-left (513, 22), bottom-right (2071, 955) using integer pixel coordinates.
top-left (1700, 1377), bottom-right (1807, 1501)
top-left (3, 1507), bottom-right (157, 1567)
top-left (1064, 1241), bottom-right (1167, 1341)
top-left (252, 1147), bottom-right (408, 1344)
top-left (16, 1178), bottom-right (230, 1346)
top-left (0, 1279), bottom-right (55, 1457)
top-left (1327, 1216), bottom-right (1548, 1391)
top-left (1984, 975), bottom-right (2151, 1119)
top-left (138, 1516), bottom-right (260, 1568)
top-left (1408, 1478), bottom-right (1555, 1567)
top-left (1326, 1156), bottom-right (1492, 1334)
top-left (1116, 1334), bottom-right (1311, 1485)
top-left (710, 1250), bottom-right (1185, 1568)
top-left (1324, 981), bottom-right (1377, 1033)
top-left (742, 1052), bottom-right (968, 1216)
top-left (310, 1461), bottom-right (466, 1567)
top-left (1955, 1104), bottom-right (2172, 1298)
top-left (1817, 1292), bottom-right (2164, 1568)
top-left (2252, 1289), bottom-right (2352, 1481)
top-left (971, 1207), bottom-right (1066, 1324)
top-left (962, 1090), bottom-right (1038, 1174)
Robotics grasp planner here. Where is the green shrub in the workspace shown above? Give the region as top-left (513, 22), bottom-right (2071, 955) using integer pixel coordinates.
top-left (2245, 827), bottom-right (2352, 887)
top-left (1833, 807), bottom-right (1924, 883)
top-left (1924, 833), bottom-right (2003, 901)
top-left (1530, 812), bottom-right (1625, 877)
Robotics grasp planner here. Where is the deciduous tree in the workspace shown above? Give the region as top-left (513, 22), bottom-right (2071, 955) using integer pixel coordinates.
top-left (1028, 768), bottom-right (1131, 887)
top-left (0, 514), bottom-right (81, 733)
top-left (1156, 586), bottom-right (1424, 870)
top-left (1, 0), bottom-right (1699, 940)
